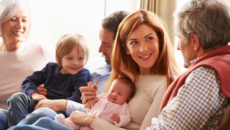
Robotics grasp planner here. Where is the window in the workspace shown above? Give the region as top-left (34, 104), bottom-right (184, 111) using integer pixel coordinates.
top-left (29, 0), bottom-right (140, 64)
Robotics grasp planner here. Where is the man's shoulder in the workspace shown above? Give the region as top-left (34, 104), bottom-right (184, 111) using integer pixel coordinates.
top-left (87, 58), bottom-right (107, 66)
top-left (190, 66), bottom-right (216, 75)
top-left (186, 66), bottom-right (217, 83)
top-left (86, 58), bottom-right (110, 71)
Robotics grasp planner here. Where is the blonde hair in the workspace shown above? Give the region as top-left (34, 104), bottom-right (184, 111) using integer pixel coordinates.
top-left (103, 9), bottom-right (181, 93)
top-left (55, 33), bottom-right (89, 67)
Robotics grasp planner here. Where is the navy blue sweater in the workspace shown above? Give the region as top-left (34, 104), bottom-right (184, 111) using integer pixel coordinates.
top-left (21, 62), bottom-right (90, 103)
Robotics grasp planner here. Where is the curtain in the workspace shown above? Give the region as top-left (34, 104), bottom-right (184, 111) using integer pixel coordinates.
top-left (140, 0), bottom-right (177, 48)
top-left (140, 0), bottom-right (157, 13)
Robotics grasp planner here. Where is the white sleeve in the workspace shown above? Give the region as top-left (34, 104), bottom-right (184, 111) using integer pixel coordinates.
top-left (66, 100), bottom-right (90, 116)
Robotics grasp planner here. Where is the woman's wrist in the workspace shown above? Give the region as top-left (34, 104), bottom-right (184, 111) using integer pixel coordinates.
top-left (69, 111), bottom-right (96, 126)
top-left (31, 92), bottom-right (39, 99)
top-left (85, 115), bottom-right (96, 126)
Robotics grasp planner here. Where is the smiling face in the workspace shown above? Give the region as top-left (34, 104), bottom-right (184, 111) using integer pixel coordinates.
top-left (99, 28), bottom-right (114, 65)
top-left (61, 46), bottom-right (86, 75)
top-left (107, 80), bottom-right (131, 105)
top-left (125, 24), bottom-right (160, 75)
top-left (1, 8), bottom-right (29, 45)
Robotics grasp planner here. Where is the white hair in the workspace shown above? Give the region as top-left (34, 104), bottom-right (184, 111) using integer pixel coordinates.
top-left (0, 0), bottom-right (31, 39)
top-left (174, 0), bottom-right (230, 51)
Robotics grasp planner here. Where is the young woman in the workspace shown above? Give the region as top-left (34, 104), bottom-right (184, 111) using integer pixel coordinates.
top-left (78, 9), bottom-right (181, 130)
top-left (8, 9), bottom-right (181, 130)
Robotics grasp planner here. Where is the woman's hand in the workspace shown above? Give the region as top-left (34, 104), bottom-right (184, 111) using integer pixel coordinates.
top-left (31, 93), bottom-right (47, 101)
top-left (69, 111), bottom-right (96, 126)
top-left (80, 85), bottom-right (99, 110)
top-left (37, 85), bottom-right (47, 96)
top-left (34, 99), bottom-right (67, 112)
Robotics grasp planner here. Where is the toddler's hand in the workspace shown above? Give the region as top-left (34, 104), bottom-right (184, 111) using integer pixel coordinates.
top-left (37, 85), bottom-right (47, 96)
top-left (110, 113), bottom-right (120, 124)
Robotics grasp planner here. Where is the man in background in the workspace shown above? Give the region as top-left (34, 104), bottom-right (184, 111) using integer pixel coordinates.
top-left (0, 10), bottom-right (130, 129)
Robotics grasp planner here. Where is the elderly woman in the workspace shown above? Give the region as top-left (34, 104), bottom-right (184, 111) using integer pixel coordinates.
top-left (0, 0), bottom-right (55, 129)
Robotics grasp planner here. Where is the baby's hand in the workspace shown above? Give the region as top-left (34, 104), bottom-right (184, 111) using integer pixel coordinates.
top-left (86, 82), bottom-right (98, 95)
top-left (110, 113), bottom-right (120, 124)
top-left (86, 82), bottom-right (93, 88)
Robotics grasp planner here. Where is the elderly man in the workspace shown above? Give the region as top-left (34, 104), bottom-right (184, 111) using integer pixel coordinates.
top-left (147, 0), bottom-right (230, 130)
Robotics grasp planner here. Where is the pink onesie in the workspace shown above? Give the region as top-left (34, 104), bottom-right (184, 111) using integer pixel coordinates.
top-left (55, 93), bottom-right (130, 130)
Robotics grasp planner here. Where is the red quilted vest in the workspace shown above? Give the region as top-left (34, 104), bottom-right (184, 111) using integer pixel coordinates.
top-left (159, 45), bottom-right (230, 114)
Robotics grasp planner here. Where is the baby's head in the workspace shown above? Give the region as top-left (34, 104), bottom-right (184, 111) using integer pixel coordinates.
top-left (107, 77), bottom-right (135, 105)
top-left (55, 33), bottom-right (89, 75)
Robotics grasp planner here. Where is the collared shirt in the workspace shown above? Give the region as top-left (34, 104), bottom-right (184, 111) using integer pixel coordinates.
top-left (147, 59), bottom-right (230, 130)
top-left (86, 58), bottom-right (111, 94)
top-left (189, 57), bottom-right (199, 66)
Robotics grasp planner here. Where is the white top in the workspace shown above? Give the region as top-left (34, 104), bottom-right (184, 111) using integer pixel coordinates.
top-left (91, 75), bottom-right (167, 130)
top-left (0, 41), bottom-right (55, 109)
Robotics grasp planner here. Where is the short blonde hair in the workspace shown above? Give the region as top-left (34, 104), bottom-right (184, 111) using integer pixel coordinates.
top-left (55, 33), bottom-right (89, 67)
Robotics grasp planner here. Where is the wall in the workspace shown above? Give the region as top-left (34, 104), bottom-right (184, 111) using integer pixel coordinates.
top-left (29, 0), bottom-right (140, 64)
